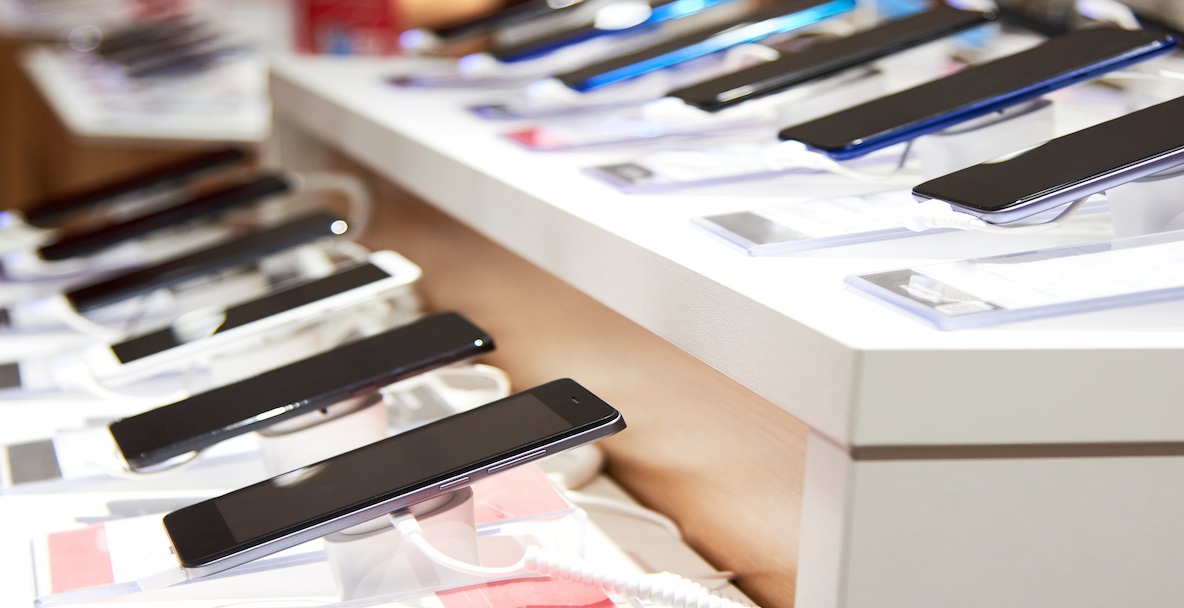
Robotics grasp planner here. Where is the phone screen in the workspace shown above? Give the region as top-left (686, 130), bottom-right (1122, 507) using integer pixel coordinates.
top-left (913, 94), bottom-right (1184, 214)
top-left (776, 27), bottom-right (1176, 158)
top-left (64, 212), bottom-right (340, 314)
top-left (163, 379), bottom-right (622, 570)
top-left (111, 262), bottom-right (391, 364)
top-left (109, 312), bottom-right (493, 470)
top-left (669, 6), bottom-right (994, 111)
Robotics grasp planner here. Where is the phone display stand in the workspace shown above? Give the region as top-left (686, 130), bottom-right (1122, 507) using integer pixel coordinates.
top-left (1107, 165), bottom-right (1184, 238)
top-left (325, 487), bottom-right (483, 600)
top-left (914, 97), bottom-right (1055, 181)
top-left (763, 66), bottom-right (885, 127)
top-left (256, 392), bottom-right (389, 475)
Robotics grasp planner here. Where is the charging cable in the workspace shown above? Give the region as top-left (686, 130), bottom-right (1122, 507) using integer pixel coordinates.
top-left (761, 140), bottom-right (916, 184)
top-left (1075, 0), bottom-right (1141, 30)
top-left (43, 296), bottom-right (128, 342)
top-left (390, 512), bottom-right (756, 608)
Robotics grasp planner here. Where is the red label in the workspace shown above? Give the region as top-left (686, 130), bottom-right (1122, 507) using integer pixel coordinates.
top-left (46, 525), bottom-right (115, 594)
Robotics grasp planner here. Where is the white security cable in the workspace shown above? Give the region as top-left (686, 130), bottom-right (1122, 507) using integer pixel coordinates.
top-left (44, 296), bottom-right (128, 342)
top-left (390, 512), bottom-right (756, 608)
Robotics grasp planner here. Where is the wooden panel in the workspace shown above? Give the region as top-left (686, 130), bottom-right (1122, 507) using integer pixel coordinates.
top-left (0, 39), bottom-right (229, 212)
top-left (353, 174), bottom-right (810, 608)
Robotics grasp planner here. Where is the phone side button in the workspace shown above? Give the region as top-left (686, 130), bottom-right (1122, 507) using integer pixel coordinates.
top-left (439, 476), bottom-right (471, 491)
top-left (487, 449), bottom-right (548, 474)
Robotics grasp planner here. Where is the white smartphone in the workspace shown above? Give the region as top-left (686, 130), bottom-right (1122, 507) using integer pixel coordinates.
top-left (162, 378), bottom-right (625, 578)
top-left (79, 250), bottom-right (422, 388)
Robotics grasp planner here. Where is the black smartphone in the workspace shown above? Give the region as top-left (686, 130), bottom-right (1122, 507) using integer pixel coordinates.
top-left (23, 148), bottom-right (247, 228)
top-left (489, 0), bottom-right (714, 63)
top-left (912, 94), bottom-right (1184, 225)
top-left (552, 0), bottom-right (855, 92)
top-left (36, 174), bottom-right (290, 262)
top-left (64, 211), bottom-right (342, 314)
top-left (667, 5), bottom-right (995, 112)
top-left (109, 311), bottom-right (496, 471)
top-left (776, 27), bottom-right (1177, 159)
top-left (429, 0), bottom-right (585, 42)
top-left (95, 18), bottom-right (203, 58)
top-left (163, 378), bottom-right (624, 578)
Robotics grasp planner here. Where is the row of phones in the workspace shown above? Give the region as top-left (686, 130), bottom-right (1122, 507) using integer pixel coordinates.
top-left (4, 160), bottom-right (629, 585)
top-left (468, 0), bottom-right (1184, 227)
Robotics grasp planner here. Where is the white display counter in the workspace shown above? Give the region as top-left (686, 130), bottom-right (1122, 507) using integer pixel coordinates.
top-left (266, 52), bottom-right (1184, 608)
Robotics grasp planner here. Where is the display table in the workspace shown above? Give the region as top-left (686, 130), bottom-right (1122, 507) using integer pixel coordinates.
top-left (19, 45), bottom-right (269, 146)
top-left (267, 53), bottom-right (1184, 608)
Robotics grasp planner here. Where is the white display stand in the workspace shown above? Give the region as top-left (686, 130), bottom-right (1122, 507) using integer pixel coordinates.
top-left (1107, 165), bottom-right (1184, 238)
top-left (266, 52), bottom-right (1184, 608)
top-left (914, 97), bottom-right (1055, 181)
top-left (325, 487), bottom-right (481, 601)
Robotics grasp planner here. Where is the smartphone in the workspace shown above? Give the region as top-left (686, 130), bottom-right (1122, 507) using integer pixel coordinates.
top-left (95, 18), bottom-right (203, 58)
top-left (668, 5), bottom-right (995, 112)
top-left (162, 378), bottom-right (624, 578)
top-left (776, 27), bottom-right (1178, 159)
top-left (553, 0), bottom-right (856, 92)
top-left (912, 94), bottom-right (1184, 225)
top-left (108, 311), bottom-right (495, 471)
top-left (80, 250), bottom-right (421, 386)
top-left (428, 0), bottom-right (588, 42)
top-left (22, 148), bottom-right (247, 228)
top-left (489, 0), bottom-right (727, 63)
top-left (36, 174), bottom-right (290, 262)
top-left (64, 211), bottom-right (343, 314)
top-left (125, 42), bottom-right (246, 80)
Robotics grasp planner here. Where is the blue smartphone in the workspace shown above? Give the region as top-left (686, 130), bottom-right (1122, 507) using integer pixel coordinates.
top-left (489, 0), bottom-right (734, 63)
top-left (912, 94), bottom-right (1184, 225)
top-left (777, 27), bottom-right (1177, 159)
top-left (668, 5), bottom-right (996, 112)
top-left (553, 0), bottom-right (857, 92)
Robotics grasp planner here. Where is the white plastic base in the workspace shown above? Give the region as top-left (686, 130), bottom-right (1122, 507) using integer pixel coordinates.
top-left (324, 487), bottom-right (481, 601)
top-left (256, 393), bottom-right (389, 475)
top-left (1107, 166), bottom-right (1184, 238)
top-left (914, 98), bottom-right (1055, 181)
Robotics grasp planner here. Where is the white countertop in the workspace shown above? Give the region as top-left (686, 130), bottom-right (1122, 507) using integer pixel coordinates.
top-left (20, 45), bottom-right (269, 145)
top-left (268, 54), bottom-right (1184, 448)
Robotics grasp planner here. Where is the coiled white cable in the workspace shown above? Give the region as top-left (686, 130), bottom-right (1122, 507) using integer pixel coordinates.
top-left (390, 512), bottom-right (757, 608)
